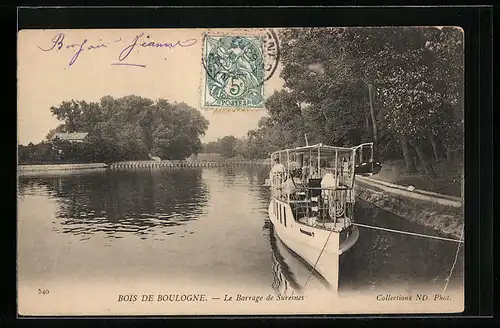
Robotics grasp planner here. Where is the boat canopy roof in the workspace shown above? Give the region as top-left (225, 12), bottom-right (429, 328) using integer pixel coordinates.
top-left (270, 143), bottom-right (372, 158)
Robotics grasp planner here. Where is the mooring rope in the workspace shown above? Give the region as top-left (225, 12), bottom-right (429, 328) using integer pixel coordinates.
top-left (354, 223), bottom-right (464, 243)
top-left (303, 225), bottom-right (335, 289)
top-left (301, 223), bottom-right (463, 295)
top-left (356, 222), bottom-right (464, 294)
top-left (441, 226), bottom-right (464, 295)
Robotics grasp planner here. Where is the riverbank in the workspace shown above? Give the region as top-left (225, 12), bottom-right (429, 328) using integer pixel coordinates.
top-left (18, 163), bottom-right (107, 175)
top-left (370, 159), bottom-right (463, 197)
top-left (354, 179), bottom-right (464, 239)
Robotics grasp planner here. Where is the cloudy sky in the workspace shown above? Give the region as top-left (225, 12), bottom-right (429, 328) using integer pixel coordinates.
top-left (17, 28), bottom-right (284, 145)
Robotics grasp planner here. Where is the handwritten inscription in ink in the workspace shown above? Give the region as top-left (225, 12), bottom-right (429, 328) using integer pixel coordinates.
top-left (37, 32), bottom-right (198, 67)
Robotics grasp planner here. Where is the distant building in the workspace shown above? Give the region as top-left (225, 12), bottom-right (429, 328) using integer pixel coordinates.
top-left (49, 132), bottom-right (89, 143)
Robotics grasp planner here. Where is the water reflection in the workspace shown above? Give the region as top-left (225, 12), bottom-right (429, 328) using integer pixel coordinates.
top-left (266, 221), bottom-right (330, 296)
top-left (269, 224), bottom-right (302, 296)
top-left (18, 168), bottom-right (209, 240)
top-left (208, 166), bottom-right (270, 189)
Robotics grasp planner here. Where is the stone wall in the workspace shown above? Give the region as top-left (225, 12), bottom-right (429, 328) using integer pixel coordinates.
top-left (355, 179), bottom-right (464, 239)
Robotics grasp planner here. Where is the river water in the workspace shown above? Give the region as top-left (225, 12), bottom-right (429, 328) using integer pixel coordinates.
top-left (17, 167), bottom-right (464, 304)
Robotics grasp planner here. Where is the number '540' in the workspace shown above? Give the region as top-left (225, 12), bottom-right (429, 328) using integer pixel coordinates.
top-left (38, 289), bottom-right (49, 295)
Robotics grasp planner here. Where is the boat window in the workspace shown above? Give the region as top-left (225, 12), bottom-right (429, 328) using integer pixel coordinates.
top-left (283, 208), bottom-right (287, 227)
top-left (279, 204), bottom-right (282, 224)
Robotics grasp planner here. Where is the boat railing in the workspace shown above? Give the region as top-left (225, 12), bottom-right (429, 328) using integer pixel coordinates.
top-left (272, 183), bottom-right (355, 232)
top-left (351, 142), bottom-right (382, 176)
top-left (290, 188), bottom-right (355, 231)
top-left (268, 142), bottom-right (379, 231)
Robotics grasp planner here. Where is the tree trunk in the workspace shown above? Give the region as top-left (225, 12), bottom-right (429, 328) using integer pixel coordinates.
top-left (409, 144), bottom-right (419, 167)
top-left (414, 142), bottom-right (437, 178)
top-left (367, 84), bottom-right (378, 155)
top-left (429, 134), bottom-right (441, 162)
top-left (445, 146), bottom-right (453, 161)
top-left (399, 136), bottom-right (417, 173)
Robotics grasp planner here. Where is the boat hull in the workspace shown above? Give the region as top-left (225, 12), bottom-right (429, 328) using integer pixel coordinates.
top-left (268, 198), bottom-right (359, 292)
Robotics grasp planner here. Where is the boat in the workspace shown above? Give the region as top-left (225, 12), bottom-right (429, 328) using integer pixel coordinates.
top-left (267, 142), bottom-right (381, 292)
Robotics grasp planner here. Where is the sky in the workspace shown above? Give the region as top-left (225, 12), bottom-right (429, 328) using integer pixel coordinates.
top-left (17, 28), bottom-right (285, 145)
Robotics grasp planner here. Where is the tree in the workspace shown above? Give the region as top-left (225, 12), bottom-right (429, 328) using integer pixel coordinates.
top-left (201, 136), bottom-right (239, 158)
top-left (203, 141), bottom-right (219, 153)
top-left (47, 96), bottom-right (209, 162)
top-left (216, 136), bottom-right (238, 158)
top-left (260, 27), bottom-right (464, 177)
top-left (233, 137), bottom-right (250, 159)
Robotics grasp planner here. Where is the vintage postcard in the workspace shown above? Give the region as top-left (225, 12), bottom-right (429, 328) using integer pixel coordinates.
top-left (17, 27), bottom-right (465, 316)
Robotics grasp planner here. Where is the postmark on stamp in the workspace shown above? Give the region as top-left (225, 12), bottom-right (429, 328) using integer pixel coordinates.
top-left (201, 29), bottom-right (280, 110)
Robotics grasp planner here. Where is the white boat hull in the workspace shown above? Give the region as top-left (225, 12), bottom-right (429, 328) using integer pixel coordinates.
top-left (268, 198), bottom-right (359, 292)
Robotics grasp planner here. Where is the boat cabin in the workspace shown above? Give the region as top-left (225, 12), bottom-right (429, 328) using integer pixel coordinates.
top-left (269, 142), bottom-right (378, 233)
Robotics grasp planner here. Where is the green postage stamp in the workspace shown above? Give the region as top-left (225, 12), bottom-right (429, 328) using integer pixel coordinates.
top-left (202, 34), bottom-right (266, 109)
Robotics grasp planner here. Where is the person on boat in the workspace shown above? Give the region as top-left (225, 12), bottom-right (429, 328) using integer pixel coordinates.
top-left (270, 158), bottom-right (286, 198)
top-left (301, 164), bottom-right (309, 182)
top-left (321, 171), bottom-right (337, 200)
top-left (271, 158), bottom-right (285, 174)
top-left (340, 157), bottom-right (353, 186)
top-left (282, 178), bottom-right (297, 198)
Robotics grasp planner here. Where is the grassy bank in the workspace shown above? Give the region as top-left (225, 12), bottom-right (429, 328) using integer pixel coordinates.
top-left (371, 159), bottom-right (463, 197)
top-left (355, 180), bottom-right (464, 239)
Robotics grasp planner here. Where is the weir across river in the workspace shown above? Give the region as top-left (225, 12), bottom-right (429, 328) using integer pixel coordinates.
top-left (17, 160), bottom-right (271, 174)
top-left (108, 160), bottom-right (271, 169)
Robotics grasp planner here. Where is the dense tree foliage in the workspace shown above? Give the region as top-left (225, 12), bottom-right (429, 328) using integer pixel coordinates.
top-left (19, 96), bottom-right (209, 164)
top-left (244, 27), bottom-right (464, 176)
top-left (203, 136), bottom-right (239, 158)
